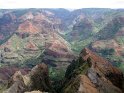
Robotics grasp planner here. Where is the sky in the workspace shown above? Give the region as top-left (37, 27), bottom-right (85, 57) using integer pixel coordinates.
top-left (0, 0), bottom-right (124, 9)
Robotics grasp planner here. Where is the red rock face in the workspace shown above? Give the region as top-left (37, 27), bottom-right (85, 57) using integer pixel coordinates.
top-left (25, 41), bottom-right (38, 50)
top-left (42, 34), bottom-right (75, 60)
top-left (80, 48), bottom-right (123, 89)
top-left (48, 40), bottom-right (71, 57)
top-left (0, 9), bottom-right (61, 43)
top-left (18, 20), bottom-right (39, 34)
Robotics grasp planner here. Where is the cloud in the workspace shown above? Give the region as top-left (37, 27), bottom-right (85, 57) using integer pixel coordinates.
top-left (0, 0), bottom-right (124, 9)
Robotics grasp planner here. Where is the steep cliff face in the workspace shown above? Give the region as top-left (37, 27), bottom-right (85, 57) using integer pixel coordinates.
top-left (61, 48), bottom-right (124, 93)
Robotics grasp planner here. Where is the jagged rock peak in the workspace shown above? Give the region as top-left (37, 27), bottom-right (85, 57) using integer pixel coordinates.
top-left (3, 71), bottom-right (26, 93)
top-left (3, 63), bottom-right (53, 93)
top-left (62, 48), bottom-right (124, 93)
top-left (29, 63), bottom-right (54, 92)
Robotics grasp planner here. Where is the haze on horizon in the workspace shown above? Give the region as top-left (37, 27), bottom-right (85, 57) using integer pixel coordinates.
top-left (0, 0), bottom-right (124, 9)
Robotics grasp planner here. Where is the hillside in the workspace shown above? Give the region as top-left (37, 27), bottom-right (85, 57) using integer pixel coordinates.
top-left (2, 48), bottom-right (124, 93)
top-left (0, 8), bottom-right (124, 93)
top-left (91, 16), bottom-right (124, 72)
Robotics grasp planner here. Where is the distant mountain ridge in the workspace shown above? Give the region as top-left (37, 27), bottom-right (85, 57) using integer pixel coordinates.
top-left (0, 8), bottom-right (124, 69)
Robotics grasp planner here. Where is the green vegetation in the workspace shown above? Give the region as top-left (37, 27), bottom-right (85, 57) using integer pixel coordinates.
top-left (0, 84), bottom-right (7, 93)
top-left (10, 34), bottom-right (25, 50)
top-left (100, 48), bottom-right (115, 55)
top-left (116, 36), bottom-right (124, 45)
top-left (97, 17), bottom-right (124, 40)
top-left (49, 67), bottom-right (65, 81)
top-left (62, 77), bottom-right (80, 93)
top-left (71, 37), bottom-right (93, 53)
top-left (20, 55), bottom-right (42, 68)
top-left (119, 63), bottom-right (124, 73)
top-left (61, 57), bottom-right (91, 93)
top-left (48, 56), bottom-right (90, 93)
top-left (65, 57), bottom-right (90, 79)
top-left (49, 67), bottom-right (66, 92)
top-left (98, 49), bottom-right (124, 73)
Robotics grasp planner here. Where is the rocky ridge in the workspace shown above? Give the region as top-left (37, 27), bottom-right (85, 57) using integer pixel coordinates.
top-left (61, 48), bottom-right (124, 93)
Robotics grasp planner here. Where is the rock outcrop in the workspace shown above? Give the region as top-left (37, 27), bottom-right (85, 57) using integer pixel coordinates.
top-left (2, 48), bottom-right (124, 93)
top-left (0, 66), bottom-right (29, 92)
top-left (3, 71), bottom-right (26, 93)
top-left (61, 48), bottom-right (124, 93)
top-left (3, 63), bottom-right (54, 93)
top-left (29, 63), bottom-right (54, 92)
